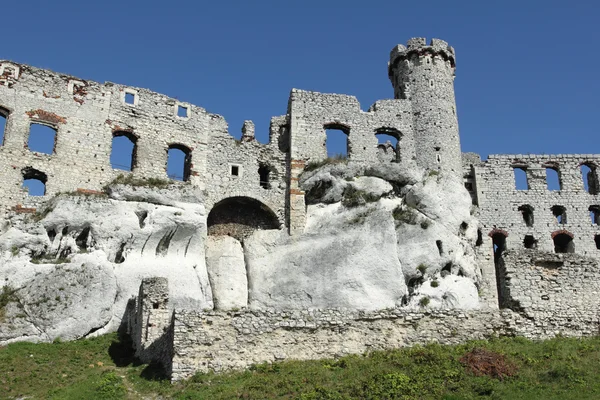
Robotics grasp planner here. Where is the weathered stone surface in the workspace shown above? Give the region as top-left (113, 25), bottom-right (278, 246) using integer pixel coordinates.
top-left (206, 236), bottom-right (248, 310)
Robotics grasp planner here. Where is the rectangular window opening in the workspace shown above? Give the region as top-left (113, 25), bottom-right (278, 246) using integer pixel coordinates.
top-left (513, 167), bottom-right (528, 190)
top-left (177, 105), bottom-right (188, 118)
top-left (124, 92), bottom-right (135, 105)
top-left (231, 165), bottom-right (239, 176)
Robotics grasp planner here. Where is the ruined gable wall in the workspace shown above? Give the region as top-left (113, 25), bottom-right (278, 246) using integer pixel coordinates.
top-left (0, 61), bottom-right (213, 215)
top-left (473, 154), bottom-right (600, 256)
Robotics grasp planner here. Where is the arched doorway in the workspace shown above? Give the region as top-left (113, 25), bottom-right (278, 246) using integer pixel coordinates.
top-left (207, 197), bottom-right (280, 241)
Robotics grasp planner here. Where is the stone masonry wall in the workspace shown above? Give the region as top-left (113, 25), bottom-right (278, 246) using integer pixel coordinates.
top-left (471, 154), bottom-right (600, 256)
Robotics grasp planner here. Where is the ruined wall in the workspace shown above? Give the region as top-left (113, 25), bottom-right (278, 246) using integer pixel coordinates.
top-left (472, 154), bottom-right (600, 256)
top-left (134, 247), bottom-right (600, 381)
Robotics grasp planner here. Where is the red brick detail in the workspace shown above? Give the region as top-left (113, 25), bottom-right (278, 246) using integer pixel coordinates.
top-left (290, 189), bottom-right (305, 195)
top-left (488, 228), bottom-right (508, 238)
top-left (12, 204), bottom-right (36, 214)
top-left (551, 229), bottom-right (574, 239)
top-left (26, 109), bottom-right (66, 124)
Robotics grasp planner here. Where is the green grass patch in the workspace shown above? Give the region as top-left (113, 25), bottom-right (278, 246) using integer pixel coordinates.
top-left (341, 186), bottom-right (380, 208)
top-left (2, 333), bottom-right (600, 398)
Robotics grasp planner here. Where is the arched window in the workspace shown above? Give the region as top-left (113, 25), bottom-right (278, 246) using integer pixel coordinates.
top-left (167, 144), bottom-right (191, 181)
top-left (551, 205), bottom-right (567, 224)
top-left (513, 167), bottom-right (528, 190)
top-left (22, 167), bottom-right (47, 196)
top-left (0, 107), bottom-right (8, 145)
top-left (375, 128), bottom-right (402, 163)
top-left (553, 232), bottom-right (574, 254)
top-left (28, 123), bottom-right (57, 154)
top-left (258, 164), bottom-right (271, 189)
top-left (207, 197), bottom-right (280, 241)
top-left (110, 131), bottom-right (137, 171)
top-left (324, 123), bottom-right (349, 159)
top-left (545, 166), bottom-right (561, 191)
top-left (580, 163), bottom-right (599, 194)
top-left (518, 204), bottom-right (534, 227)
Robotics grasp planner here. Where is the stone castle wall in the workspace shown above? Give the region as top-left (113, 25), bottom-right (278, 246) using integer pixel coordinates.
top-left (133, 247), bottom-right (600, 380)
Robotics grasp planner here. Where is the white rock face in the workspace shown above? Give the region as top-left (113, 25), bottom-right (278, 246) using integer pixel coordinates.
top-left (245, 203), bottom-right (407, 311)
top-left (206, 236), bottom-right (248, 310)
top-left (0, 187), bottom-right (212, 343)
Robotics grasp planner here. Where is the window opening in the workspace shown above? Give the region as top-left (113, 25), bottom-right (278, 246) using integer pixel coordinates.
top-left (231, 165), bottom-right (239, 176)
top-left (167, 144), bottom-right (191, 181)
top-left (553, 233), bottom-right (574, 253)
top-left (595, 235), bottom-right (600, 250)
top-left (28, 123), bottom-right (57, 154)
top-left (581, 163), bottom-right (599, 194)
top-left (491, 232), bottom-right (508, 308)
top-left (545, 167), bottom-right (561, 191)
top-left (124, 92), bottom-right (135, 105)
top-left (375, 130), bottom-right (400, 162)
top-left (551, 205), bottom-right (567, 224)
top-left (324, 124), bottom-right (349, 159)
top-left (436, 240), bottom-right (443, 256)
top-left (589, 205), bottom-right (600, 225)
top-left (513, 167), bottom-right (528, 190)
top-left (177, 105), bottom-right (188, 118)
top-left (0, 108), bottom-right (7, 145)
top-left (476, 229), bottom-right (483, 246)
top-left (22, 167), bottom-right (47, 196)
top-left (258, 164), bottom-right (271, 189)
top-left (110, 131), bottom-right (137, 171)
top-left (518, 205), bottom-right (534, 227)
top-left (523, 235), bottom-right (537, 249)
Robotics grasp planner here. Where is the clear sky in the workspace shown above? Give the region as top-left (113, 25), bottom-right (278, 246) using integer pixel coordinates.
top-left (3, 0), bottom-right (599, 162)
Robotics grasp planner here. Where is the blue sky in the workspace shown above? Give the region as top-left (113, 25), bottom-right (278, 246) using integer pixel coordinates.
top-left (5, 0), bottom-right (600, 167)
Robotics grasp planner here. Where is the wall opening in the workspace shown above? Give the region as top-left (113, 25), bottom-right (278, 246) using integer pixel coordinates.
top-left (436, 240), bottom-right (443, 256)
top-left (545, 167), bottom-right (561, 191)
top-left (595, 235), bottom-right (600, 250)
top-left (513, 167), bottom-right (528, 190)
top-left (28, 123), bottom-right (57, 154)
top-left (324, 123), bottom-right (349, 159)
top-left (258, 164), bottom-right (271, 189)
top-left (110, 131), bottom-right (137, 171)
top-left (124, 92), bottom-right (135, 105)
top-left (553, 233), bottom-right (574, 253)
top-left (177, 105), bottom-right (188, 118)
top-left (0, 107), bottom-right (8, 145)
top-left (207, 197), bottom-right (280, 241)
top-left (523, 235), bottom-right (537, 249)
top-left (167, 144), bottom-right (191, 181)
top-left (476, 229), bottom-right (483, 246)
top-left (580, 163), bottom-right (599, 194)
top-left (22, 167), bottom-right (47, 196)
top-left (231, 165), bottom-right (240, 176)
top-left (551, 205), bottom-right (567, 224)
top-left (491, 232), bottom-right (508, 308)
top-left (375, 128), bottom-right (401, 163)
top-left (518, 204), bottom-right (534, 227)
top-left (589, 205), bottom-right (600, 225)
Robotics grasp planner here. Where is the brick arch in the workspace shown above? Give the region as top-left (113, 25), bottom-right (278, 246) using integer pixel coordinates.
top-left (488, 228), bottom-right (508, 238)
top-left (207, 191), bottom-right (282, 225)
top-left (207, 196), bottom-right (281, 240)
top-left (551, 229), bottom-right (574, 239)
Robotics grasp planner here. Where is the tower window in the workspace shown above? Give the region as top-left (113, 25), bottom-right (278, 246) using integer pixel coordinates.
top-left (167, 144), bottom-right (192, 181)
top-left (545, 167), bottom-right (561, 191)
top-left (551, 205), bottom-right (567, 224)
top-left (110, 131), bottom-right (137, 171)
top-left (177, 104), bottom-right (189, 118)
top-left (231, 165), bottom-right (240, 176)
top-left (258, 164), bottom-right (271, 189)
top-left (518, 205), bottom-right (534, 227)
top-left (581, 163), bottom-right (599, 194)
top-left (0, 107), bottom-right (8, 145)
top-left (589, 205), bottom-right (600, 225)
top-left (324, 123), bottom-right (350, 159)
top-left (513, 167), bottom-right (528, 190)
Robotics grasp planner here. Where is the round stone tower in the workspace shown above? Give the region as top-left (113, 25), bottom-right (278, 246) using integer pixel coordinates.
top-left (388, 38), bottom-right (462, 177)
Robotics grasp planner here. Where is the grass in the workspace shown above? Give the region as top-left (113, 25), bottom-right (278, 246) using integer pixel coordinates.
top-left (303, 154), bottom-right (348, 173)
top-left (392, 205), bottom-right (419, 225)
top-left (341, 186), bottom-right (381, 208)
top-left (0, 285), bottom-right (18, 321)
top-left (2, 333), bottom-right (600, 399)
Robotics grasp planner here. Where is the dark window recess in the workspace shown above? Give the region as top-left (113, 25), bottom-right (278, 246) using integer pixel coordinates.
top-left (258, 164), bottom-right (271, 189)
top-left (436, 240), bottom-right (443, 256)
top-left (524, 235), bottom-right (537, 249)
top-left (595, 235), bottom-right (600, 250)
top-left (551, 205), bottom-right (567, 224)
top-left (476, 229), bottom-right (483, 246)
top-left (231, 165), bottom-right (239, 176)
top-left (518, 205), bottom-right (534, 227)
top-left (465, 182), bottom-right (473, 191)
top-left (589, 205), bottom-right (600, 225)
top-left (554, 233), bottom-right (574, 254)
top-left (28, 123), bottom-right (57, 154)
